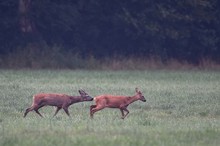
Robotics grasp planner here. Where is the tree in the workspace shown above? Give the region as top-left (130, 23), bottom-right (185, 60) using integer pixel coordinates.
top-left (0, 0), bottom-right (219, 64)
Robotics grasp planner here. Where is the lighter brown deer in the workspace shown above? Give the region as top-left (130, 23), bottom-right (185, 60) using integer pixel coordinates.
top-left (24, 90), bottom-right (93, 117)
top-left (90, 88), bottom-right (146, 119)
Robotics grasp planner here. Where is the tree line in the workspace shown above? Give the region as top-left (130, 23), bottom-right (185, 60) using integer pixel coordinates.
top-left (0, 0), bottom-right (220, 65)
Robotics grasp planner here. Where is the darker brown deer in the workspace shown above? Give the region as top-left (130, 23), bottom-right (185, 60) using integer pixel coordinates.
top-left (90, 88), bottom-right (146, 119)
top-left (24, 90), bottom-right (93, 118)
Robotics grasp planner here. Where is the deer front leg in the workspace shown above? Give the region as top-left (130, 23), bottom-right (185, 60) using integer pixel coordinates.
top-left (120, 106), bottom-right (129, 119)
top-left (120, 109), bottom-right (125, 119)
top-left (123, 108), bottom-right (129, 119)
top-left (53, 107), bottom-right (62, 117)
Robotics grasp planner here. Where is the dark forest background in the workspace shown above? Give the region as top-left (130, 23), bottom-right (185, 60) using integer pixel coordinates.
top-left (0, 0), bottom-right (220, 69)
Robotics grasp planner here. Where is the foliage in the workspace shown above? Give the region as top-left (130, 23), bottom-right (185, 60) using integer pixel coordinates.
top-left (0, 0), bottom-right (220, 64)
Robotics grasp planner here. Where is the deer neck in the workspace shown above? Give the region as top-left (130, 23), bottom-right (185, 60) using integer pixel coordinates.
top-left (127, 95), bottom-right (139, 104)
top-left (70, 96), bottom-right (83, 103)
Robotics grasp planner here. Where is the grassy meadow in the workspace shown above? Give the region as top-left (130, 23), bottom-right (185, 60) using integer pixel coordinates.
top-left (0, 69), bottom-right (220, 146)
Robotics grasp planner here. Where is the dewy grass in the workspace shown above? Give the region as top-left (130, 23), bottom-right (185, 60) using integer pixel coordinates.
top-left (0, 69), bottom-right (220, 146)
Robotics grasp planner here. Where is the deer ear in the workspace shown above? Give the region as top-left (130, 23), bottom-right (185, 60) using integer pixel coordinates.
top-left (79, 89), bottom-right (86, 95)
top-left (135, 88), bottom-right (139, 93)
top-left (78, 90), bottom-right (83, 95)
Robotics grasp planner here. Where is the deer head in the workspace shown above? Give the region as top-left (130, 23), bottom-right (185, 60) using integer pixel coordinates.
top-left (135, 88), bottom-right (146, 102)
top-left (79, 89), bottom-right (93, 101)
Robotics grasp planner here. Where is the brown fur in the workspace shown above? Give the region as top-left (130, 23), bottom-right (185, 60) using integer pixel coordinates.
top-left (90, 88), bottom-right (146, 119)
top-left (24, 90), bottom-right (93, 118)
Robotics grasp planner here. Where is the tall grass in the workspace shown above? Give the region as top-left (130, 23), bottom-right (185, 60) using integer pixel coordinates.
top-left (0, 70), bottom-right (220, 146)
top-left (1, 46), bottom-right (220, 70)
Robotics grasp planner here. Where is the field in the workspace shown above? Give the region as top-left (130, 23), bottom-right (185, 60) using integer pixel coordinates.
top-left (0, 69), bottom-right (220, 146)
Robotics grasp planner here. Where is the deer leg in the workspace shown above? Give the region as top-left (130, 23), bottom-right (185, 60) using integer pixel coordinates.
top-left (90, 106), bottom-right (105, 119)
top-left (121, 107), bottom-right (129, 119)
top-left (63, 107), bottom-right (70, 117)
top-left (120, 109), bottom-right (125, 119)
top-left (24, 104), bottom-right (41, 118)
top-left (35, 109), bottom-right (43, 117)
top-left (90, 105), bottom-right (96, 117)
top-left (34, 104), bottom-right (44, 117)
top-left (24, 106), bottom-right (34, 118)
top-left (53, 107), bottom-right (62, 117)
top-left (90, 105), bottom-right (96, 112)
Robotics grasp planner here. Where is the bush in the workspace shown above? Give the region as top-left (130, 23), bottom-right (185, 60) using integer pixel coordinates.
top-left (0, 45), bottom-right (220, 70)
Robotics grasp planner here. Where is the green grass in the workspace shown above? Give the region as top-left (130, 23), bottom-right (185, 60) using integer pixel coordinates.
top-left (0, 69), bottom-right (220, 146)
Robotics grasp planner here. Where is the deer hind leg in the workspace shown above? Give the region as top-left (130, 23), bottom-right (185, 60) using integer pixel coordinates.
top-left (34, 104), bottom-right (44, 117)
top-left (24, 104), bottom-right (42, 118)
top-left (90, 105), bottom-right (96, 117)
top-left (24, 106), bottom-right (34, 118)
top-left (90, 106), bottom-right (105, 119)
top-left (90, 105), bottom-right (96, 112)
top-left (35, 109), bottom-right (43, 117)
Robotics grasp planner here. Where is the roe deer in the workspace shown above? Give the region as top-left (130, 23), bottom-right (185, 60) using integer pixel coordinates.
top-left (24, 90), bottom-right (93, 118)
top-left (90, 88), bottom-right (146, 119)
